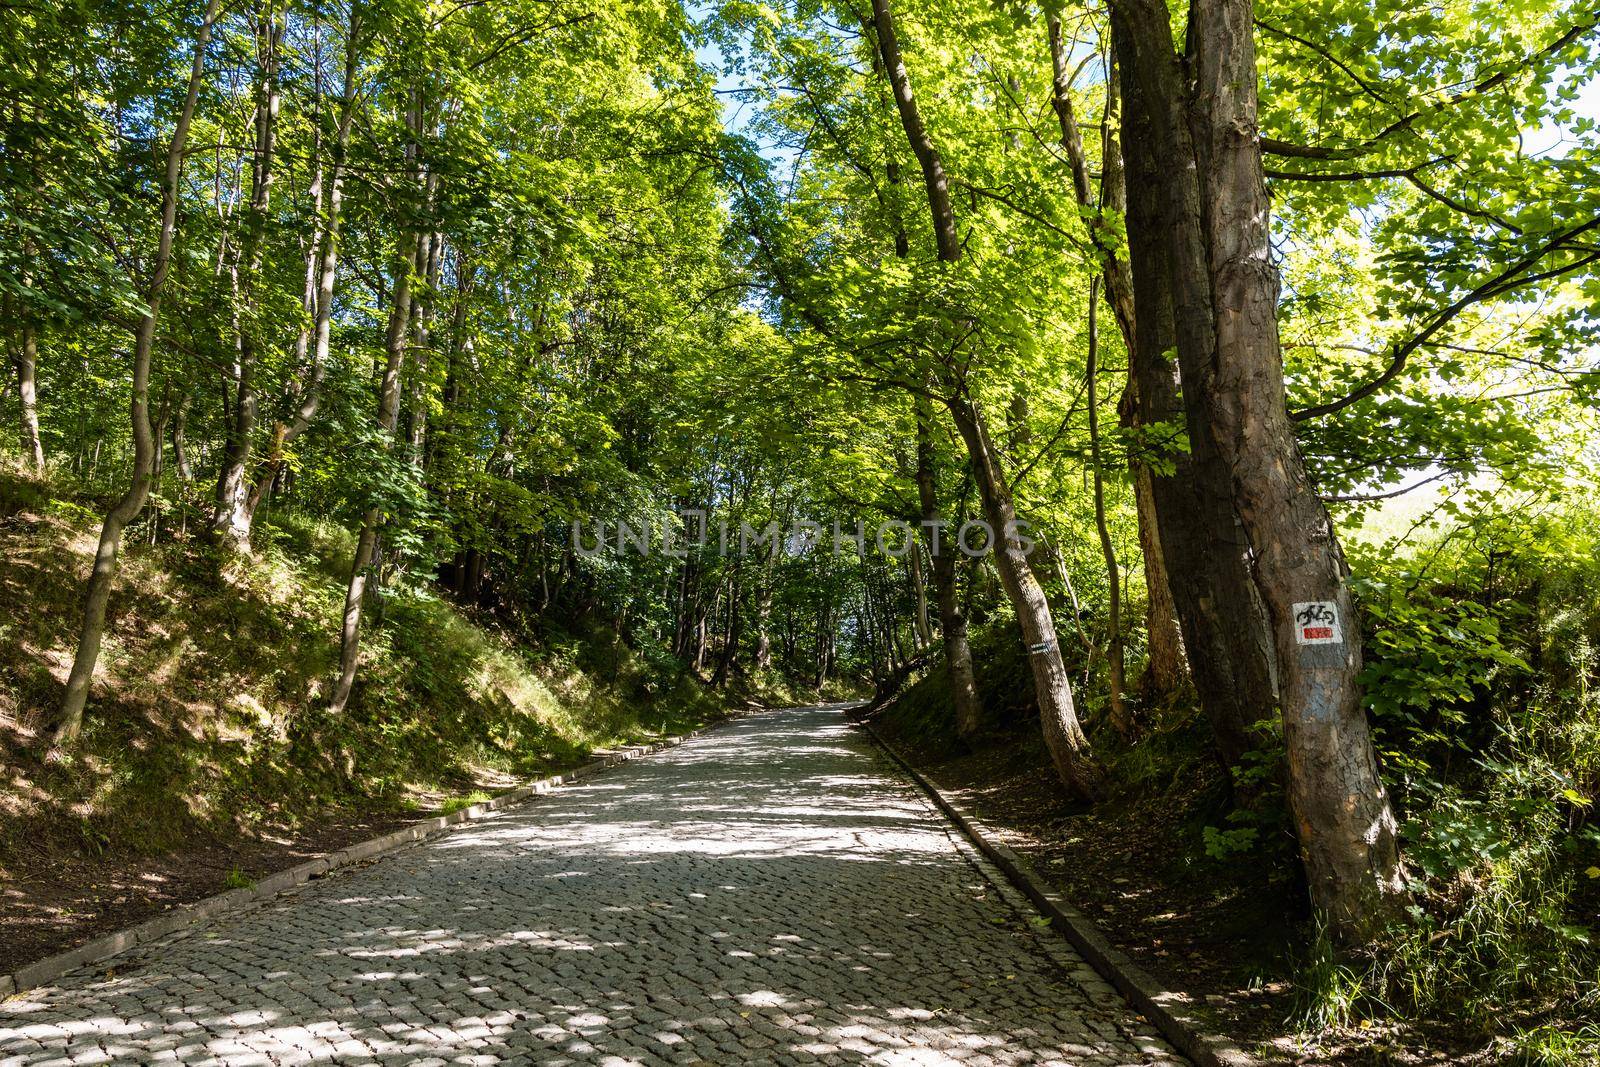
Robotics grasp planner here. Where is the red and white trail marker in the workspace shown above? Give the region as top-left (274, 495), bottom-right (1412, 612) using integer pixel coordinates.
top-left (1292, 601), bottom-right (1343, 646)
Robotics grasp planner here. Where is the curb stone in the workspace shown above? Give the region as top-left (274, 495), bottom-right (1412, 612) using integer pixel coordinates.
top-left (855, 712), bottom-right (1261, 1067)
top-left (2, 711), bottom-right (755, 1000)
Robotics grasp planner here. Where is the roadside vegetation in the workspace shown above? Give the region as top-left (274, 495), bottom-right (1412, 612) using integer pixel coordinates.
top-left (870, 479), bottom-right (1600, 1062)
top-left (3, 0), bottom-right (1599, 1060)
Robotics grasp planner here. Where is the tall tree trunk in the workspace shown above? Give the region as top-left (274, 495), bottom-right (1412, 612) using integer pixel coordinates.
top-left (1049, 17), bottom-right (1185, 700)
top-left (1188, 0), bottom-right (1402, 936)
top-left (873, 0), bottom-right (1100, 797)
top-left (406, 231), bottom-right (440, 467)
top-left (51, 0), bottom-right (222, 746)
top-left (244, 8), bottom-right (360, 529)
top-left (712, 571), bottom-right (741, 686)
top-left (1086, 280), bottom-right (1131, 739)
top-left (211, 4), bottom-right (284, 553)
top-left (1132, 465), bottom-right (1185, 695)
top-left (171, 393), bottom-right (193, 483)
top-left (1111, 0), bottom-right (1402, 938)
top-left (947, 394), bottom-right (1105, 800)
top-left (1112, 19), bottom-right (1275, 775)
top-left (915, 395), bottom-right (982, 741)
top-left (328, 228), bottom-right (421, 714)
top-left (906, 540), bottom-right (932, 650)
top-left (754, 531), bottom-right (779, 670)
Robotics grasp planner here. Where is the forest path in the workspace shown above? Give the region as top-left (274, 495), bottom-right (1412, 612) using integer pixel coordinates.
top-left (0, 706), bottom-right (1185, 1066)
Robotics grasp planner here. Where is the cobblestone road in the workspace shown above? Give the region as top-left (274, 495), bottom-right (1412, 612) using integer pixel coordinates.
top-left (1, 706), bottom-right (1187, 1066)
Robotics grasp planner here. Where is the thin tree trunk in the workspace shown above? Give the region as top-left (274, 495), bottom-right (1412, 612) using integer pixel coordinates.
top-left (712, 571), bottom-right (741, 686)
top-left (873, 0), bottom-right (1100, 797)
top-left (243, 8), bottom-right (359, 527)
top-left (915, 395), bottom-right (982, 740)
top-left (172, 393), bottom-right (193, 482)
top-left (1086, 279), bottom-right (1131, 739)
top-left (406, 231), bottom-right (439, 466)
top-left (754, 532), bottom-right (779, 670)
top-left (16, 319), bottom-right (45, 472)
top-left (948, 395), bottom-right (1105, 800)
top-left (1132, 464), bottom-right (1185, 694)
top-left (52, 0), bottom-right (222, 746)
top-left (907, 540), bottom-right (932, 650)
top-left (212, 4), bottom-right (284, 552)
top-left (328, 227), bottom-right (421, 714)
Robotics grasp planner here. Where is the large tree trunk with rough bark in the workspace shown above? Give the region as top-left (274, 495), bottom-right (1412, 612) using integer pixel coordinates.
top-left (1187, 0), bottom-right (1403, 937)
top-left (51, 0), bottom-right (222, 746)
top-left (1048, 17), bottom-right (1187, 703)
top-left (1111, 22), bottom-right (1276, 775)
top-left (1110, 0), bottom-right (1404, 939)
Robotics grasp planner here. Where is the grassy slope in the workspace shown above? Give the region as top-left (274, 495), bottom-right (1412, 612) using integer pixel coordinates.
top-left (0, 464), bottom-right (731, 876)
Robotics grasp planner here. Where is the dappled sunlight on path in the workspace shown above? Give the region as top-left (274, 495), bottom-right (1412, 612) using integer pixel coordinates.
top-left (0, 707), bottom-right (1185, 1065)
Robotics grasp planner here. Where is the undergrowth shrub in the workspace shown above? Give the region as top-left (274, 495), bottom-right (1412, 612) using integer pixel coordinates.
top-left (1289, 498), bottom-right (1600, 1051)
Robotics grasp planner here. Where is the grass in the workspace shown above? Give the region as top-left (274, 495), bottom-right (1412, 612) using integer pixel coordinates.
top-left (439, 791), bottom-right (493, 816)
top-left (1512, 1022), bottom-right (1600, 1066)
top-left (0, 463), bottom-right (734, 875)
top-left (221, 867), bottom-right (255, 891)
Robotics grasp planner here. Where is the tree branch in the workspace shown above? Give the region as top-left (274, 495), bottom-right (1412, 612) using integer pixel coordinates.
top-left (1292, 218), bottom-right (1600, 420)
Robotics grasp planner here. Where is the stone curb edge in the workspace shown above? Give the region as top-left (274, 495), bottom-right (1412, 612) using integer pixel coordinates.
top-left (856, 715), bottom-right (1261, 1067)
top-left (1, 712), bottom-right (751, 1000)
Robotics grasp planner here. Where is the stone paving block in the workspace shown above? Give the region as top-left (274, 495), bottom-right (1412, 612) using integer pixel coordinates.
top-left (0, 708), bottom-right (1188, 1066)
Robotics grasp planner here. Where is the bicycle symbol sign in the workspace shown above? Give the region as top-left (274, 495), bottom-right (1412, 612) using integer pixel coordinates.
top-left (1291, 601), bottom-right (1343, 646)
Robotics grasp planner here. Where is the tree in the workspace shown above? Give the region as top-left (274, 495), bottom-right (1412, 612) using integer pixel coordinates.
top-left (868, 0), bottom-right (1104, 800)
top-left (1107, 0), bottom-right (1404, 937)
top-left (51, 0), bottom-right (224, 746)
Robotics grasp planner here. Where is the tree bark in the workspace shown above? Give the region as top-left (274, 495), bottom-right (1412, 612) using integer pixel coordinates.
top-left (171, 393), bottom-right (193, 482)
top-left (211, 4), bottom-right (284, 553)
top-left (915, 395), bottom-right (982, 741)
top-left (948, 393), bottom-right (1105, 801)
top-left (406, 231), bottom-right (440, 467)
top-left (1188, 0), bottom-right (1402, 937)
top-left (1132, 463), bottom-right (1185, 695)
top-left (1086, 280), bottom-right (1131, 739)
top-left (1111, 17), bottom-right (1276, 774)
top-left (712, 570), bottom-right (741, 686)
top-left (1049, 17), bottom-right (1186, 700)
top-left (16, 319), bottom-right (45, 472)
top-left (328, 227), bottom-right (421, 714)
top-left (52, 0), bottom-right (222, 746)
top-left (754, 528), bottom-right (780, 670)
top-left (873, 0), bottom-right (1100, 797)
top-left (1111, 0), bottom-right (1403, 938)
top-left (906, 539), bottom-right (932, 650)
top-left (244, 8), bottom-right (360, 529)
top-left (870, 0), bottom-right (959, 263)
